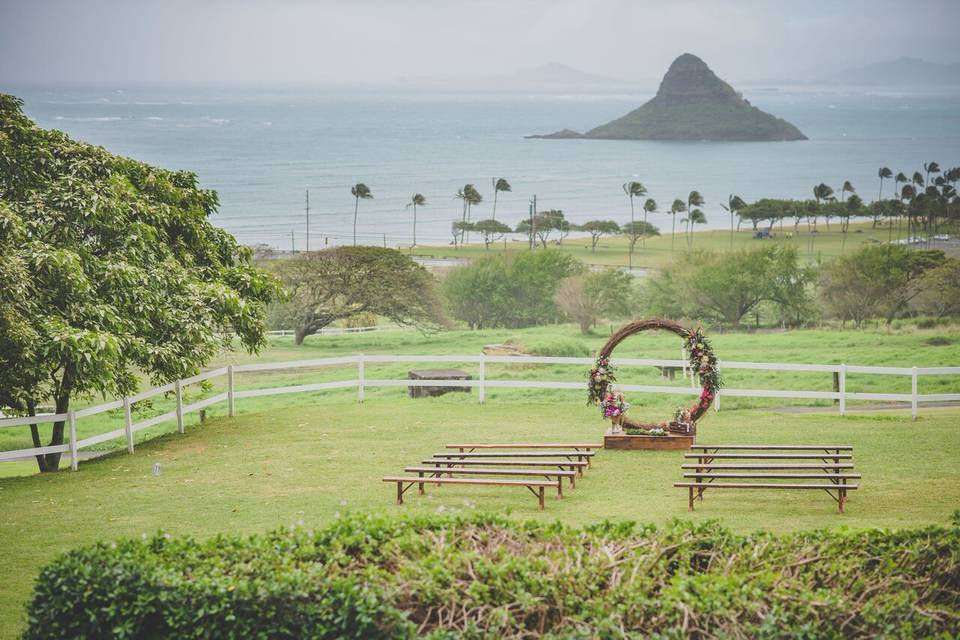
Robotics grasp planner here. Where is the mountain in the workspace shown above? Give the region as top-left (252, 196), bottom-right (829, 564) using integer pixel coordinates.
top-left (824, 57), bottom-right (960, 86)
top-left (508, 63), bottom-right (622, 85)
top-left (398, 63), bottom-right (636, 92)
top-left (529, 53), bottom-right (807, 142)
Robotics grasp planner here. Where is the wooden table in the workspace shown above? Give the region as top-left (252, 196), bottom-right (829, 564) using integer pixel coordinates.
top-left (407, 369), bottom-right (472, 398)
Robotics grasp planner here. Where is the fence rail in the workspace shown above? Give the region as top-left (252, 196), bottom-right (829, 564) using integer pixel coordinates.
top-left (1, 354), bottom-right (958, 471)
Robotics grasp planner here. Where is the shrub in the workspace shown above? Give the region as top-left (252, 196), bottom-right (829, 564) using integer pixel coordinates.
top-left (25, 514), bottom-right (960, 639)
top-left (524, 337), bottom-right (590, 357)
top-left (443, 250), bottom-right (585, 329)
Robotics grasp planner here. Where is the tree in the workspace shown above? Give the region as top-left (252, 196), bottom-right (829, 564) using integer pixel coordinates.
top-left (620, 221), bottom-right (659, 261)
top-left (876, 167), bottom-right (893, 226)
top-left (455, 184), bottom-right (482, 246)
top-left (516, 210), bottom-right (567, 248)
top-left (580, 220), bottom-right (620, 252)
top-left (273, 247), bottom-right (444, 344)
top-left (405, 193), bottom-right (426, 248)
top-left (443, 251), bottom-right (584, 329)
top-left (555, 270), bottom-right (637, 334)
top-left (685, 208), bottom-right (707, 249)
top-left (644, 246), bottom-right (814, 328)
top-left (839, 180), bottom-right (855, 203)
top-left (622, 181), bottom-right (647, 269)
top-left (472, 219), bottom-right (512, 249)
top-left (0, 94), bottom-right (284, 472)
top-left (812, 183), bottom-right (834, 230)
top-left (491, 178), bottom-right (511, 221)
top-left (720, 194), bottom-right (746, 248)
top-left (910, 258), bottom-right (960, 319)
top-left (351, 183), bottom-right (373, 246)
top-left (818, 245), bottom-right (944, 327)
top-left (839, 194), bottom-right (864, 253)
top-left (669, 198), bottom-right (687, 251)
top-left (642, 198), bottom-right (657, 247)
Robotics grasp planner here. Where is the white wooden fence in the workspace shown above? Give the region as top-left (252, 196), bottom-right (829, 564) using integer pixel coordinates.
top-left (1, 354), bottom-right (958, 471)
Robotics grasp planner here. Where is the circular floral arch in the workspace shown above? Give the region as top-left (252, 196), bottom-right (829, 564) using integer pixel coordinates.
top-left (587, 318), bottom-right (721, 435)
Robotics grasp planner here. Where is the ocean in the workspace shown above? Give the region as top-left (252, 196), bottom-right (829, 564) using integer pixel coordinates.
top-left (7, 85), bottom-right (960, 250)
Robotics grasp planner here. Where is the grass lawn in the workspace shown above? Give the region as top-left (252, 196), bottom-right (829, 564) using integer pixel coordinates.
top-left (2, 324), bottom-right (960, 636)
top-left (409, 221), bottom-right (911, 270)
top-left (1, 397), bottom-right (959, 637)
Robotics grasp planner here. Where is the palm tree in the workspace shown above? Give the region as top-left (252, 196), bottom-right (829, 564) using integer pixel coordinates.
top-left (894, 172), bottom-right (908, 198)
top-left (405, 193), bottom-right (426, 248)
top-left (455, 184), bottom-right (482, 246)
top-left (351, 183), bottom-right (373, 245)
top-left (622, 181), bottom-right (647, 270)
top-left (719, 194), bottom-right (746, 248)
top-left (875, 168), bottom-right (892, 227)
top-left (811, 183), bottom-right (834, 231)
top-left (642, 198), bottom-right (657, 247)
top-left (491, 178), bottom-right (511, 221)
top-left (839, 180), bottom-right (855, 203)
top-left (924, 161), bottom-right (941, 187)
top-left (686, 209), bottom-right (707, 249)
top-left (669, 198), bottom-right (686, 250)
top-left (687, 190), bottom-right (704, 217)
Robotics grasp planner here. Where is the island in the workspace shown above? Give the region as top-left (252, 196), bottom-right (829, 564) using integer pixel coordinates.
top-left (528, 53), bottom-right (807, 142)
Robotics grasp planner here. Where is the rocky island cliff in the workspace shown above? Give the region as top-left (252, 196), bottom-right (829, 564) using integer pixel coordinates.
top-left (529, 54), bottom-right (806, 142)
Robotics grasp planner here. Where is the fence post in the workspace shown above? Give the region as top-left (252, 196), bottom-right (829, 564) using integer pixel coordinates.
top-left (175, 380), bottom-right (184, 434)
top-left (123, 397), bottom-right (134, 454)
top-left (227, 364), bottom-right (235, 418)
top-left (911, 366), bottom-right (918, 420)
top-left (479, 353), bottom-right (486, 404)
top-left (838, 364), bottom-right (846, 416)
top-left (68, 410), bottom-right (78, 471)
top-left (358, 354), bottom-right (365, 403)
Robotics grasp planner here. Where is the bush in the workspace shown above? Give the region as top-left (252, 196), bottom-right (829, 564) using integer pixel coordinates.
top-left (25, 514), bottom-right (960, 639)
top-left (443, 250), bottom-right (585, 329)
top-left (524, 337), bottom-right (590, 357)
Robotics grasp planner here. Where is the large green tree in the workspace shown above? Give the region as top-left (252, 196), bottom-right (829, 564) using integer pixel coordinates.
top-left (818, 245), bottom-right (944, 327)
top-left (272, 247), bottom-right (445, 344)
top-left (443, 251), bottom-right (584, 329)
top-left (0, 95), bottom-right (283, 472)
top-left (644, 246), bottom-right (814, 327)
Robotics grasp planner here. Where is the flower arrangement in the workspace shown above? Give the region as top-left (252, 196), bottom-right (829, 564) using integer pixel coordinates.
top-left (587, 356), bottom-right (616, 407)
top-left (599, 389), bottom-right (629, 419)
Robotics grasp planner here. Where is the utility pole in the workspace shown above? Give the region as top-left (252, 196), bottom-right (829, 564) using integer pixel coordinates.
top-left (305, 189), bottom-right (310, 253)
top-left (530, 194), bottom-right (537, 250)
top-left (291, 229), bottom-right (295, 254)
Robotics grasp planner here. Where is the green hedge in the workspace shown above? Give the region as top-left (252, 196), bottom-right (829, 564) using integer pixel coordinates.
top-left (25, 514), bottom-right (960, 639)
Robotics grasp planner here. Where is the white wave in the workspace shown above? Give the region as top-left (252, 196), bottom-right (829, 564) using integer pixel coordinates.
top-left (203, 116), bottom-right (230, 125)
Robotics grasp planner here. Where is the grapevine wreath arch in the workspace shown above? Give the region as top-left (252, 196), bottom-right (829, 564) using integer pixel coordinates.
top-left (587, 318), bottom-right (721, 436)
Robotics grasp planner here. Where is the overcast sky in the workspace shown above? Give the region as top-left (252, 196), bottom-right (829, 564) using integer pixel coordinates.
top-left (1, 0), bottom-right (959, 86)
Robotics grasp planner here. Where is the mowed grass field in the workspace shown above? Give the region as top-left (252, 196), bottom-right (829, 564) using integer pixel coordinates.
top-left (409, 221), bottom-right (911, 270)
top-left (1, 324), bottom-right (959, 636)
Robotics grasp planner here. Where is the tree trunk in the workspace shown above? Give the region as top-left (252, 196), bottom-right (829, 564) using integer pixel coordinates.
top-left (353, 198), bottom-right (359, 246)
top-left (294, 325), bottom-right (311, 345)
top-left (34, 395), bottom-right (69, 473)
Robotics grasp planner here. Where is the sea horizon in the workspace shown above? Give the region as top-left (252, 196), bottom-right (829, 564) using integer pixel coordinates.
top-left (6, 83), bottom-right (959, 250)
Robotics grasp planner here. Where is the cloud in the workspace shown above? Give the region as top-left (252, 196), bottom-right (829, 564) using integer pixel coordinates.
top-left (1, 0), bottom-right (958, 86)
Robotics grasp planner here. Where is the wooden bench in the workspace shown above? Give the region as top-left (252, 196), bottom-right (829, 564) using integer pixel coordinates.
top-left (404, 466), bottom-right (574, 497)
top-left (676, 445), bottom-right (860, 513)
top-left (446, 443), bottom-right (602, 467)
top-left (421, 459), bottom-right (586, 485)
top-left (432, 450), bottom-right (595, 474)
top-left (383, 476), bottom-right (559, 510)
